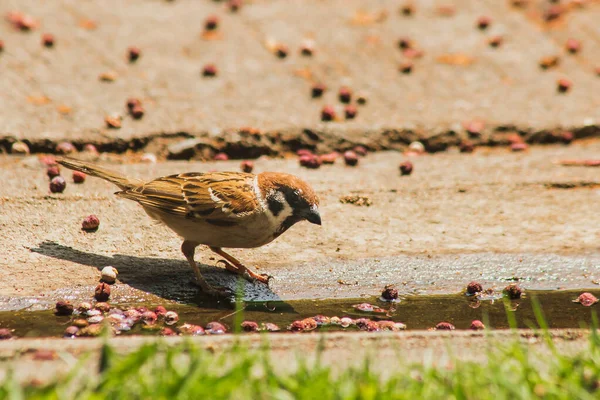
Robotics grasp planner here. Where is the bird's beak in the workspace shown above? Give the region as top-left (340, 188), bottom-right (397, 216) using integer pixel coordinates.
top-left (304, 206), bottom-right (322, 226)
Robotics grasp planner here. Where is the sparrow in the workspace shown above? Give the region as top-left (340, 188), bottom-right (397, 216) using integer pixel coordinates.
top-left (57, 158), bottom-right (321, 296)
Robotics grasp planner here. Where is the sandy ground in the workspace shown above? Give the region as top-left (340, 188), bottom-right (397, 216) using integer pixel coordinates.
top-left (1, 141), bottom-right (599, 306)
top-left (1, 0), bottom-right (600, 155)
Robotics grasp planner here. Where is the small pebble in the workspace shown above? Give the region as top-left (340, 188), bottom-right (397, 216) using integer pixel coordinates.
top-left (82, 215), bottom-right (100, 231)
top-left (49, 176), bottom-right (66, 193)
top-left (340, 317), bottom-right (354, 328)
top-left (101, 266), bottom-right (118, 284)
top-left (312, 315), bottom-right (330, 326)
top-left (11, 141), bottom-right (29, 154)
top-left (72, 319), bottom-right (88, 328)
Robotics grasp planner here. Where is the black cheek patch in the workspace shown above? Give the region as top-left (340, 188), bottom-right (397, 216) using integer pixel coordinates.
top-left (267, 197), bottom-right (284, 217)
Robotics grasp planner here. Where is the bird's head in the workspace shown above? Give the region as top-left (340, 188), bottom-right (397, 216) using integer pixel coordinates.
top-left (258, 172), bottom-right (321, 229)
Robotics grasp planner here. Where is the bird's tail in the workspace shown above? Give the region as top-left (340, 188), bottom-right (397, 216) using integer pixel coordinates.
top-left (57, 157), bottom-right (142, 190)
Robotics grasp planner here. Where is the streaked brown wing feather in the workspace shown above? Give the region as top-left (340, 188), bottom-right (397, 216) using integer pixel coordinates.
top-left (117, 171), bottom-right (258, 223)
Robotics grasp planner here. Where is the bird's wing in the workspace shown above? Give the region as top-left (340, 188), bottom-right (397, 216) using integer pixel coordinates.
top-left (117, 172), bottom-right (259, 225)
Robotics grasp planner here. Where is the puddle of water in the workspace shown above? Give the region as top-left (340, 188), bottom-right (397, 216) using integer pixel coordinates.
top-left (1, 290), bottom-right (598, 338)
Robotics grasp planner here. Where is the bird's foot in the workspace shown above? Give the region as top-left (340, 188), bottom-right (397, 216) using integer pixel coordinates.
top-left (217, 259), bottom-right (271, 285)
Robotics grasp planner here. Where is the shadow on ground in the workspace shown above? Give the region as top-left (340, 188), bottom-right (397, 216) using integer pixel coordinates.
top-left (30, 241), bottom-right (283, 304)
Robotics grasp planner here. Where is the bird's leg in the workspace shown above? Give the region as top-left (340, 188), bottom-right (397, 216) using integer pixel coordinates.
top-left (181, 241), bottom-right (231, 297)
top-left (209, 247), bottom-right (272, 285)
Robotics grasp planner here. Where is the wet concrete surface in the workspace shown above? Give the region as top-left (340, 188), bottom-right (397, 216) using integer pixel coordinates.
top-left (1, 143), bottom-right (599, 306)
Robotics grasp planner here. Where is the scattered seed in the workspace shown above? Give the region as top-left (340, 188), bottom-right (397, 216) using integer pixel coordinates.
top-left (435, 322), bottom-right (455, 330)
top-left (557, 78), bottom-right (571, 93)
top-left (164, 311), bottom-right (179, 325)
top-left (82, 215), bottom-right (100, 231)
top-left (130, 105), bottom-right (144, 119)
top-left (319, 152), bottom-right (337, 165)
top-left (261, 322), bottom-right (281, 332)
top-left (574, 292), bottom-right (598, 307)
top-left (205, 15), bottom-right (219, 31)
top-left (202, 64), bottom-right (218, 77)
top-left (477, 16), bottom-right (492, 30)
top-left (64, 326), bottom-right (79, 338)
top-left (0, 329), bottom-right (12, 340)
top-left (214, 152), bottom-right (229, 161)
top-left (565, 38), bottom-right (581, 54)
top-left (399, 161), bottom-right (413, 176)
top-left (466, 281), bottom-right (483, 295)
top-left (539, 56), bottom-right (559, 70)
top-left (321, 105), bottom-right (336, 122)
top-left (241, 321), bottom-right (259, 332)
top-left (275, 44), bottom-right (288, 59)
top-left (381, 285), bottom-right (399, 301)
top-left (338, 87), bottom-right (352, 103)
top-left (55, 301), bottom-right (74, 316)
top-left (470, 320), bottom-right (485, 330)
top-left (72, 171), bottom-right (86, 184)
top-left (240, 160), bottom-right (254, 173)
top-left (49, 176), bottom-right (66, 193)
top-left (399, 61), bottom-right (413, 74)
top-left (228, 0), bottom-right (242, 12)
top-left (311, 83), bottom-right (326, 98)
top-left (299, 154), bottom-right (321, 169)
top-left (503, 284), bottom-right (523, 299)
top-left (56, 142), bottom-right (77, 154)
top-left (488, 36), bottom-right (503, 48)
top-left (511, 142), bottom-right (528, 152)
top-left (94, 282), bottom-right (111, 302)
top-left (344, 105), bottom-right (357, 120)
top-left (179, 324), bottom-right (205, 335)
top-left (142, 311), bottom-right (158, 325)
top-left (343, 150), bottom-right (359, 166)
top-left (206, 321), bottom-right (227, 334)
top-left (128, 46), bottom-right (141, 63)
top-left (41, 33), bottom-right (54, 48)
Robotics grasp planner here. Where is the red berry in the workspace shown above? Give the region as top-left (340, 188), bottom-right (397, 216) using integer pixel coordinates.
top-left (343, 150), bottom-right (359, 166)
top-left (470, 320), bottom-right (485, 330)
top-left (240, 160), bottom-right (254, 173)
top-left (72, 170), bottom-right (86, 183)
top-left (50, 176), bottom-right (66, 193)
top-left (399, 161), bottom-right (413, 175)
top-left (82, 215), bottom-right (100, 231)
